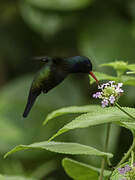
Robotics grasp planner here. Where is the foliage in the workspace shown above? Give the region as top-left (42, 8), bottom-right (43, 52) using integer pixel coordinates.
top-left (3, 61), bottom-right (135, 179)
top-left (4, 141), bottom-right (112, 159)
top-left (43, 105), bottom-right (100, 125)
top-left (62, 158), bottom-right (111, 180)
top-left (1, 0), bottom-right (135, 179)
top-left (0, 175), bottom-right (37, 180)
top-left (24, 0), bottom-right (93, 11)
top-left (90, 61), bottom-right (135, 86)
top-left (47, 106), bottom-right (135, 142)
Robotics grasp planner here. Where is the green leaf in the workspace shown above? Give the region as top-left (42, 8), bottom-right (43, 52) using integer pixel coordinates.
top-left (0, 175), bottom-right (36, 180)
top-left (127, 71), bottom-right (135, 74)
top-left (127, 64), bottom-right (135, 71)
top-left (90, 72), bottom-right (135, 86)
top-left (101, 61), bottom-right (128, 76)
top-left (44, 105), bottom-right (120, 167)
top-left (101, 61), bottom-right (128, 69)
top-left (25, 0), bottom-right (93, 11)
top-left (43, 105), bottom-right (101, 125)
top-left (62, 158), bottom-right (111, 180)
top-left (62, 158), bottom-right (98, 180)
top-left (48, 106), bottom-right (135, 141)
top-left (4, 141), bottom-right (113, 159)
top-left (120, 75), bottom-right (135, 86)
top-left (101, 61), bottom-right (135, 76)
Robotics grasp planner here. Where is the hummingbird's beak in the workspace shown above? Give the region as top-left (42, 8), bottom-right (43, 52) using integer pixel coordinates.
top-left (89, 71), bottom-right (99, 84)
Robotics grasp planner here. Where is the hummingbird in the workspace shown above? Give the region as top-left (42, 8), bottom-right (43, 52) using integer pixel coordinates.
top-left (23, 56), bottom-right (98, 118)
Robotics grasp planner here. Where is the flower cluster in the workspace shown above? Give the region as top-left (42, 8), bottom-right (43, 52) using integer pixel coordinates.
top-left (93, 81), bottom-right (124, 108)
top-left (118, 163), bottom-right (135, 180)
top-left (118, 165), bottom-right (131, 175)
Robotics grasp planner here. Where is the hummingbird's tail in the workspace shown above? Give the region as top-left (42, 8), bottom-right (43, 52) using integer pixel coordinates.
top-left (23, 89), bottom-right (41, 118)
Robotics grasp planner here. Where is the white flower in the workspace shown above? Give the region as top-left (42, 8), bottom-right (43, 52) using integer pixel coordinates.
top-left (118, 83), bottom-right (123, 88)
top-left (109, 95), bottom-right (115, 104)
top-left (101, 99), bottom-right (109, 108)
top-left (115, 87), bottom-right (124, 93)
top-left (93, 92), bottom-right (102, 98)
top-left (93, 81), bottom-right (123, 108)
top-left (108, 81), bottom-right (115, 85)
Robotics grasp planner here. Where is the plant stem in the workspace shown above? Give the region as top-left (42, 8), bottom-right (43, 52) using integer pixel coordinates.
top-left (116, 137), bottom-right (135, 167)
top-left (99, 123), bottom-right (111, 180)
top-left (115, 103), bottom-right (135, 167)
top-left (115, 103), bottom-right (135, 121)
top-left (131, 151), bottom-right (134, 167)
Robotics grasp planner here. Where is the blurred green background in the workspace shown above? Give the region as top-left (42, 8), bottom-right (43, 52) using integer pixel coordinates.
top-left (0, 0), bottom-right (135, 179)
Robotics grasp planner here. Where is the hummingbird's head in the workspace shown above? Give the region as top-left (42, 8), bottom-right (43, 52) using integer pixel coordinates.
top-left (69, 56), bottom-right (99, 84)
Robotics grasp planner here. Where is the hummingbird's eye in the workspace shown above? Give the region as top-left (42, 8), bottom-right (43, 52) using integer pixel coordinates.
top-left (42, 58), bottom-right (49, 63)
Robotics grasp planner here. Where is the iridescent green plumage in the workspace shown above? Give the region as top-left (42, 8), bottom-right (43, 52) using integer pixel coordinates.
top-left (23, 56), bottom-right (98, 117)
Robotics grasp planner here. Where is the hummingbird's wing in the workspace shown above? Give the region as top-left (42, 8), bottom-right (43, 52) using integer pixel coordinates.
top-left (23, 64), bottom-right (51, 118)
top-left (32, 61), bottom-right (69, 93)
top-left (42, 66), bottom-right (68, 93)
top-left (31, 65), bottom-right (51, 91)
top-left (23, 58), bottom-right (69, 117)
